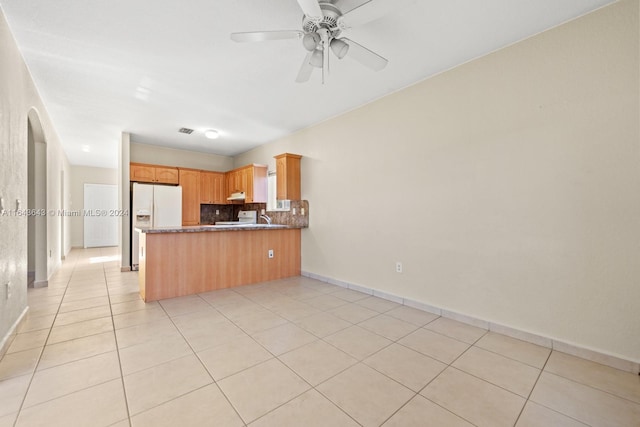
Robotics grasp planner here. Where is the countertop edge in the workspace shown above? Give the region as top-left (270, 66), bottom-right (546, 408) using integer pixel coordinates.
top-left (136, 225), bottom-right (305, 233)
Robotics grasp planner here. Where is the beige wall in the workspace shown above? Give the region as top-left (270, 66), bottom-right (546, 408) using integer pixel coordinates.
top-left (69, 165), bottom-right (119, 248)
top-left (0, 9), bottom-right (71, 348)
top-left (130, 141), bottom-right (233, 171)
top-left (235, 0), bottom-right (640, 362)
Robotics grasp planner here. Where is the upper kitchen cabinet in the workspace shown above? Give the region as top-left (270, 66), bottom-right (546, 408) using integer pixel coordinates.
top-left (179, 168), bottom-right (201, 225)
top-left (200, 171), bottom-right (226, 204)
top-left (226, 164), bottom-right (267, 203)
top-left (274, 153), bottom-right (302, 200)
top-left (130, 163), bottom-right (179, 184)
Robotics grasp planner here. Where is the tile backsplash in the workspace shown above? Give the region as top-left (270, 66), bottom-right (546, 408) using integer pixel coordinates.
top-left (200, 204), bottom-right (233, 224)
top-left (200, 200), bottom-right (309, 228)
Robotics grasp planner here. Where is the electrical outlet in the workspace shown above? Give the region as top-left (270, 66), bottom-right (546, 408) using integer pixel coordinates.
top-left (268, 249), bottom-right (274, 259)
top-left (301, 208), bottom-right (305, 216)
top-left (261, 209), bottom-right (265, 215)
top-left (395, 262), bottom-right (403, 273)
top-left (292, 208), bottom-right (296, 215)
top-left (215, 209), bottom-right (220, 215)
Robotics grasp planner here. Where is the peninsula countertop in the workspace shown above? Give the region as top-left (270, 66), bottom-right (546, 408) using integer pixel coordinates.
top-left (135, 223), bottom-right (304, 234)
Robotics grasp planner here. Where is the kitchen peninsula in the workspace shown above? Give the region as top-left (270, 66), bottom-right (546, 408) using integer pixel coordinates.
top-left (137, 224), bottom-right (301, 301)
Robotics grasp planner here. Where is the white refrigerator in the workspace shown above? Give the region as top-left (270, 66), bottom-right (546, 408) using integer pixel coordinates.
top-left (132, 183), bottom-right (182, 270)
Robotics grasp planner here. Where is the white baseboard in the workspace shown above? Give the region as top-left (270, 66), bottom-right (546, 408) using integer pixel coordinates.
top-left (301, 271), bottom-right (640, 374)
top-left (0, 306), bottom-right (29, 359)
top-left (32, 280), bottom-right (48, 288)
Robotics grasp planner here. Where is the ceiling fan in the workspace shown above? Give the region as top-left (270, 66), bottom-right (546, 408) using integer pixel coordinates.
top-left (230, 0), bottom-right (398, 83)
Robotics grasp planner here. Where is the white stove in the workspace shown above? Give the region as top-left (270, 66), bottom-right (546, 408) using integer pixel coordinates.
top-left (215, 210), bottom-right (257, 226)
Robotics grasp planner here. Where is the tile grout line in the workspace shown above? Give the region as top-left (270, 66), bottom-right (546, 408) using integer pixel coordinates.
top-left (472, 341), bottom-right (549, 371)
top-left (276, 311), bottom-right (438, 425)
top-left (407, 328), bottom-right (491, 427)
top-left (191, 289), bottom-right (363, 425)
top-left (519, 351), bottom-right (640, 425)
top-left (230, 289), bottom-right (449, 421)
top-left (512, 346), bottom-right (555, 426)
top-left (539, 367), bottom-right (640, 407)
top-left (219, 306), bottom-right (359, 425)
top-left (157, 295), bottom-right (249, 426)
top-left (14, 258), bottom-right (638, 426)
top-left (11, 256), bottom-right (78, 427)
top-left (102, 253), bottom-right (134, 427)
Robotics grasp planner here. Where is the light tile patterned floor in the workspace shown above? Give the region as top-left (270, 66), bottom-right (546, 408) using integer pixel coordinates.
top-left (1, 247), bottom-right (639, 427)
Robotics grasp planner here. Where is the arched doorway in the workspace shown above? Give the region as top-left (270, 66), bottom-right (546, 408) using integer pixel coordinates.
top-left (27, 109), bottom-right (48, 288)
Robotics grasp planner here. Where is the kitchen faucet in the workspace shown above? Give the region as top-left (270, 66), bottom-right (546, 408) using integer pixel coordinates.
top-left (260, 214), bottom-right (272, 225)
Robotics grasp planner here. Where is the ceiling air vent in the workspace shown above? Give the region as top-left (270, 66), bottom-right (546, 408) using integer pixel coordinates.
top-left (178, 127), bottom-right (194, 134)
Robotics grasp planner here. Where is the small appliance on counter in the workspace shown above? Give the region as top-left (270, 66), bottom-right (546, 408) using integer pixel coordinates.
top-left (215, 210), bottom-right (257, 226)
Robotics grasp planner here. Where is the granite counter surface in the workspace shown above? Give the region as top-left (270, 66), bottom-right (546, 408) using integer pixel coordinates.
top-left (136, 224), bottom-right (303, 234)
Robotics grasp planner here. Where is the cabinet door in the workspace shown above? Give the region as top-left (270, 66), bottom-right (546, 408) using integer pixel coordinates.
top-left (275, 156), bottom-right (287, 200)
top-left (155, 167), bottom-right (179, 184)
top-left (251, 165), bottom-right (268, 203)
top-left (274, 154), bottom-right (301, 200)
top-left (200, 172), bottom-right (214, 203)
top-left (130, 165), bottom-right (155, 183)
top-left (226, 170), bottom-right (239, 194)
top-left (240, 167), bottom-right (252, 202)
top-left (212, 173), bottom-right (226, 204)
top-left (179, 169), bottom-right (201, 225)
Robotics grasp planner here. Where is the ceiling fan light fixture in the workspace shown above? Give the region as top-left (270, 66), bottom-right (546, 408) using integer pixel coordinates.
top-left (204, 129), bottom-right (220, 140)
top-left (302, 32), bottom-right (320, 51)
top-left (309, 49), bottom-right (323, 68)
top-left (330, 38), bottom-right (349, 59)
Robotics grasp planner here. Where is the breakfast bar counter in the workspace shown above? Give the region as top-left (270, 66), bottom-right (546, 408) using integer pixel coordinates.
top-left (136, 225), bottom-right (302, 301)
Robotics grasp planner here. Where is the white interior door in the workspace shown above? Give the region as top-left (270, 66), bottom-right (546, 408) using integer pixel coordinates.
top-left (84, 183), bottom-right (118, 248)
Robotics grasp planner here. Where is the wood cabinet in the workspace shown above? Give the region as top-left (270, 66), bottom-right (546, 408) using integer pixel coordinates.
top-left (138, 228), bottom-right (301, 301)
top-left (225, 164), bottom-right (267, 203)
top-left (274, 153), bottom-right (302, 200)
top-left (200, 171), bottom-right (226, 204)
top-left (130, 163), bottom-right (179, 184)
top-left (178, 168), bottom-right (201, 225)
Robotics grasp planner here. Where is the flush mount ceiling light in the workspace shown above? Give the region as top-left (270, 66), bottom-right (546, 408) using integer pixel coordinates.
top-left (204, 129), bottom-right (220, 139)
top-left (81, 145), bottom-right (90, 152)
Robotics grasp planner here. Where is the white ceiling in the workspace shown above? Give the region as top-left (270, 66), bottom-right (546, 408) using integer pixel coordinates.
top-left (1, 0), bottom-right (615, 168)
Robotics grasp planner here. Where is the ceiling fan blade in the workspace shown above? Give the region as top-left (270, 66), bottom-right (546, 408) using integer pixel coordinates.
top-left (341, 38), bottom-right (388, 71)
top-left (296, 0), bottom-right (323, 19)
top-left (295, 52), bottom-right (314, 83)
top-left (339, 0), bottom-right (414, 28)
top-left (230, 30), bottom-right (303, 42)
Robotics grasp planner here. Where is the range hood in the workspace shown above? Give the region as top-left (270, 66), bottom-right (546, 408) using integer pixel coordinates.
top-left (227, 191), bottom-right (246, 201)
